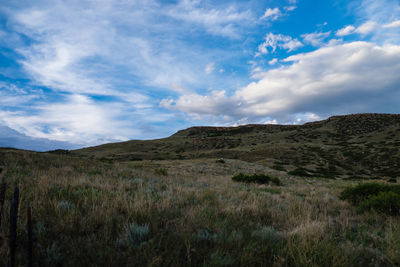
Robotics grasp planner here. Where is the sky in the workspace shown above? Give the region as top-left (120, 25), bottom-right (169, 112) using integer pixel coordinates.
top-left (1, 0), bottom-right (400, 149)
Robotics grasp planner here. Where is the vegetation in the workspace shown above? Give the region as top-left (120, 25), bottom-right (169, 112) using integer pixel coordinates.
top-left (359, 191), bottom-right (400, 215)
top-left (73, 114), bottom-right (400, 180)
top-left (1, 114), bottom-right (400, 266)
top-left (232, 173), bottom-right (282, 186)
top-left (154, 167), bottom-right (168, 176)
top-left (0, 149), bottom-right (399, 266)
top-left (340, 182), bottom-right (400, 215)
top-left (287, 168), bottom-right (313, 177)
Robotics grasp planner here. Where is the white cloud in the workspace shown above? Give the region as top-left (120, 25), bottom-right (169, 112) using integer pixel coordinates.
top-left (264, 119), bottom-right (278, 124)
top-left (0, 92), bottom-right (171, 145)
top-left (0, 0), bottom-right (258, 144)
top-left (294, 113), bottom-right (321, 124)
top-left (3, 0), bottom-right (249, 98)
top-left (0, 82), bottom-right (42, 106)
top-left (335, 22), bottom-right (377, 37)
top-left (0, 94), bottom-right (130, 144)
top-left (261, 8), bottom-right (281, 21)
top-left (354, 0), bottom-right (400, 43)
top-left (205, 62), bottom-right (215, 74)
top-left (160, 90), bottom-right (233, 117)
top-left (301, 31), bottom-right (331, 46)
top-left (355, 21), bottom-right (378, 34)
top-left (268, 58), bottom-right (278, 65)
top-left (336, 25), bottom-right (356, 36)
top-left (257, 33), bottom-right (303, 55)
top-left (383, 20), bottom-right (400, 28)
top-left (284, 6), bottom-right (297, 11)
top-left (163, 42), bottom-right (400, 121)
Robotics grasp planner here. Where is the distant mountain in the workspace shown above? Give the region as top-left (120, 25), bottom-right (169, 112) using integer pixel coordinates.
top-left (0, 125), bottom-right (78, 152)
top-left (74, 113), bottom-right (400, 178)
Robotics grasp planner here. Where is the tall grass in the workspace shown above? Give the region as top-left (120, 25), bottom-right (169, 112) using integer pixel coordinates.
top-left (0, 150), bottom-right (398, 266)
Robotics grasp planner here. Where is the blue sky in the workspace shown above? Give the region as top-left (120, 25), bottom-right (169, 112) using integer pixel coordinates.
top-left (1, 0), bottom-right (400, 148)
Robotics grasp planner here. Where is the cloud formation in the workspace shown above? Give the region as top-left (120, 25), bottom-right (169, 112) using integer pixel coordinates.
top-left (261, 8), bottom-right (281, 21)
top-left (163, 42), bottom-right (400, 121)
top-left (301, 31), bottom-right (331, 46)
top-left (257, 33), bottom-right (303, 55)
top-left (0, 0), bottom-right (258, 144)
top-left (0, 0), bottom-right (400, 148)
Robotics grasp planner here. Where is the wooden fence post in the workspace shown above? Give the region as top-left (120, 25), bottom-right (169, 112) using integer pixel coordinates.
top-left (8, 186), bottom-right (19, 267)
top-left (0, 181), bottom-right (6, 227)
top-left (27, 207), bottom-right (33, 267)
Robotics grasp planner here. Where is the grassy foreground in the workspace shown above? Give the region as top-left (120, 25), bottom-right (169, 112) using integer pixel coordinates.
top-left (0, 149), bottom-right (399, 266)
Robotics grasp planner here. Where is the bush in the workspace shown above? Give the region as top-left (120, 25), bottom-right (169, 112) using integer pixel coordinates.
top-left (232, 173), bottom-right (281, 186)
top-left (340, 183), bottom-right (400, 215)
top-left (339, 183), bottom-right (400, 205)
top-left (359, 191), bottom-right (400, 215)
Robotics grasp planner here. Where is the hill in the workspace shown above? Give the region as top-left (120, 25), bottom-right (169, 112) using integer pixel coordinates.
top-left (0, 114), bottom-right (399, 265)
top-left (74, 113), bottom-right (400, 179)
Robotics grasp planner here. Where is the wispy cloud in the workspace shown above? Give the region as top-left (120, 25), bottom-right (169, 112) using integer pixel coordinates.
top-left (383, 20), bottom-right (400, 28)
top-left (336, 25), bottom-right (356, 36)
top-left (257, 33), bottom-right (303, 55)
top-left (205, 62), bottom-right (215, 74)
top-left (167, 0), bottom-right (253, 39)
top-left (261, 8), bottom-right (281, 21)
top-left (301, 31), bottom-right (331, 46)
top-left (0, 0), bottom-right (259, 144)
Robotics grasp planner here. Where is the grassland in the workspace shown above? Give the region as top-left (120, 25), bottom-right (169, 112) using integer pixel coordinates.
top-left (0, 114), bottom-right (399, 266)
top-left (74, 113), bottom-right (400, 180)
top-left (0, 147), bottom-right (399, 266)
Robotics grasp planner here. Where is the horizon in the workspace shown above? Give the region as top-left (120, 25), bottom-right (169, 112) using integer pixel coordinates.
top-left (1, 112), bottom-right (399, 152)
top-left (1, 0), bottom-right (400, 150)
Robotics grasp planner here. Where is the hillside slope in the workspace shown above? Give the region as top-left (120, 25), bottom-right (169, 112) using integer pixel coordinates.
top-left (74, 113), bottom-right (400, 178)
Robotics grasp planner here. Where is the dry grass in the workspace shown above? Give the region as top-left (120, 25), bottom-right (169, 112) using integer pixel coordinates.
top-left (0, 149), bottom-right (399, 266)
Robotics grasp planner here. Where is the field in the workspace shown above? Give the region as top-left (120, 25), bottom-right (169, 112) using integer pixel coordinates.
top-left (0, 148), bottom-right (399, 266)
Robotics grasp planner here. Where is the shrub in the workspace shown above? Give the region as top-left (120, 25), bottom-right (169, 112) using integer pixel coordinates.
top-left (339, 183), bottom-right (400, 205)
top-left (359, 191), bottom-right (400, 215)
top-left (232, 173), bottom-right (281, 186)
top-left (125, 222), bottom-right (150, 248)
top-left (340, 183), bottom-right (400, 215)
